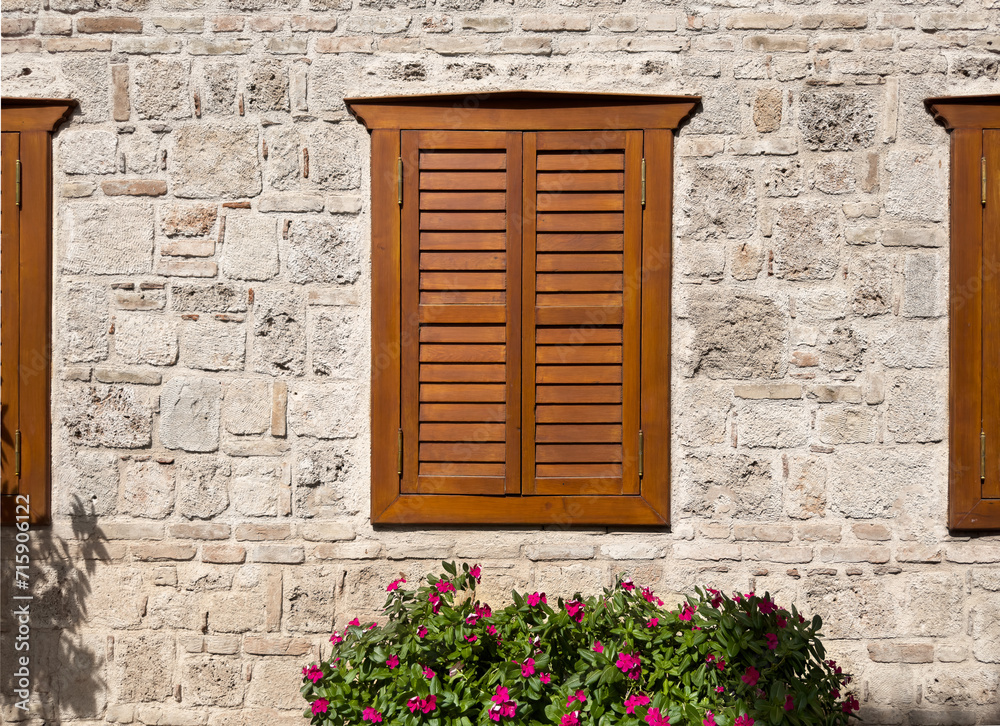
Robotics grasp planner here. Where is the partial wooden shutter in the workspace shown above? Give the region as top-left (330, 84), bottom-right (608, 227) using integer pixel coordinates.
top-left (400, 131), bottom-right (522, 495)
top-left (985, 128), bottom-right (999, 499)
top-left (521, 131), bottom-right (643, 496)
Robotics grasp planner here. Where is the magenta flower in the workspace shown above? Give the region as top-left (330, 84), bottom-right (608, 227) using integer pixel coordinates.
top-left (741, 666), bottom-right (759, 686)
top-left (625, 693), bottom-right (650, 715)
top-left (620, 577), bottom-right (635, 592)
top-left (368, 622), bottom-right (378, 631)
top-left (387, 577), bottom-right (406, 592)
top-left (641, 586), bottom-right (656, 603)
top-left (527, 592), bottom-right (547, 607)
top-left (487, 624), bottom-right (498, 636)
top-left (521, 658), bottom-right (536, 677)
top-left (490, 686), bottom-right (517, 721)
top-left (735, 716), bottom-right (754, 726)
top-left (435, 580), bottom-right (456, 594)
top-left (703, 712), bottom-right (717, 726)
top-left (615, 652), bottom-right (641, 680)
top-left (561, 713), bottom-right (580, 726)
top-left (386, 654), bottom-right (399, 669)
top-left (330, 630), bottom-right (344, 645)
top-left (362, 707), bottom-right (384, 723)
top-left (466, 634), bottom-right (478, 643)
top-left (705, 654), bottom-right (715, 664)
top-left (832, 689), bottom-right (840, 699)
top-left (679, 603), bottom-right (697, 622)
top-left (757, 597), bottom-right (776, 615)
top-left (646, 617), bottom-right (659, 628)
top-left (784, 695), bottom-right (794, 712)
top-left (765, 633), bottom-right (778, 650)
top-left (565, 599), bottom-right (585, 623)
top-left (422, 666), bottom-right (434, 679)
top-left (540, 672), bottom-right (551, 684)
top-left (842, 694), bottom-right (860, 713)
top-left (311, 699), bottom-right (329, 715)
top-left (302, 665), bottom-right (323, 683)
top-left (428, 591), bottom-right (441, 614)
top-left (417, 626), bottom-right (428, 638)
top-left (777, 615), bottom-right (787, 629)
top-left (592, 640), bottom-right (604, 653)
top-left (716, 658), bottom-right (726, 672)
top-left (408, 695), bottom-right (437, 715)
top-left (645, 707), bottom-right (670, 726)
top-left (470, 565), bottom-right (482, 582)
top-left (715, 686), bottom-right (724, 693)
top-left (348, 618), bottom-right (361, 627)
top-left (476, 604), bottom-right (492, 619)
top-left (566, 690), bottom-right (586, 707)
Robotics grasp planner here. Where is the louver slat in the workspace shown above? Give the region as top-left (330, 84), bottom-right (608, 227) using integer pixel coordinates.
top-left (401, 130), bottom-right (522, 495)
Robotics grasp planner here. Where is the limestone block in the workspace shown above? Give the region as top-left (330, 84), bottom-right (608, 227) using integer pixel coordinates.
top-left (222, 379), bottom-right (270, 435)
top-left (753, 87), bottom-right (782, 132)
top-left (799, 89), bottom-right (876, 151)
top-left (145, 588), bottom-right (205, 631)
top-left (62, 203), bottom-right (154, 275)
top-left (56, 448), bottom-right (119, 516)
top-left (246, 59), bottom-right (288, 111)
top-left (675, 381), bottom-right (731, 445)
top-left (819, 324), bottom-right (866, 372)
top-left (109, 633), bottom-right (174, 704)
top-left (899, 572), bottom-right (964, 637)
top-left (210, 710), bottom-right (303, 726)
top-left (222, 215), bottom-right (279, 281)
top-left (287, 382), bottom-right (364, 439)
top-left (293, 444), bottom-right (351, 517)
top-left (62, 56), bottom-right (111, 124)
top-left (730, 241), bottom-right (763, 280)
top-left (200, 62), bottom-right (238, 116)
top-left (739, 400), bottom-right (809, 448)
top-left (206, 589), bottom-right (265, 633)
top-left (171, 283), bottom-right (248, 312)
top-left (849, 252), bottom-right (894, 317)
top-left (251, 290), bottom-right (306, 377)
top-left (811, 158), bottom-right (856, 195)
top-left (924, 666), bottom-right (1000, 706)
top-left (772, 201), bottom-right (841, 281)
top-left (874, 322), bottom-right (947, 369)
top-left (60, 281), bottom-right (110, 363)
top-left (181, 319), bottom-right (246, 371)
top-left (172, 122), bottom-right (261, 199)
top-left (680, 451), bottom-right (780, 519)
top-left (231, 458), bottom-right (281, 516)
top-left (763, 158), bottom-right (805, 197)
top-left (62, 384), bottom-right (153, 448)
top-left (161, 378), bottom-right (222, 452)
top-left (282, 566), bottom-right (337, 633)
top-left (308, 306), bottom-right (364, 378)
top-left (970, 599), bottom-right (1000, 663)
top-left (114, 313), bottom-right (178, 366)
top-left (120, 128), bottom-right (162, 175)
top-left (902, 252), bottom-right (946, 318)
top-left (685, 83), bottom-right (740, 135)
top-left (829, 447), bottom-right (938, 519)
top-left (678, 160), bottom-right (756, 240)
top-left (133, 59), bottom-right (191, 119)
top-left (784, 454), bottom-right (828, 519)
top-left (818, 405), bottom-right (879, 444)
top-left (263, 124), bottom-right (300, 191)
top-left (301, 122), bottom-right (362, 191)
top-left (885, 149), bottom-right (947, 222)
top-left (161, 204), bottom-right (218, 238)
top-left (795, 290), bottom-right (848, 321)
top-left (285, 218), bottom-right (362, 285)
top-left (245, 658), bottom-right (308, 710)
top-left (886, 371), bottom-right (947, 443)
top-left (59, 129), bottom-right (117, 175)
top-left (681, 291), bottom-right (788, 380)
top-left (180, 657), bottom-right (245, 707)
top-left (805, 577), bottom-right (898, 638)
top-left (177, 457), bottom-right (231, 519)
top-left (119, 457), bottom-right (175, 518)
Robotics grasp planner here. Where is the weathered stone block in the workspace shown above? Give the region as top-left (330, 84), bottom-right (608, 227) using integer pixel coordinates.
top-left (59, 129), bottom-right (117, 174)
top-left (133, 59), bottom-right (191, 119)
top-left (675, 382), bottom-right (730, 445)
top-left (818, 405), bottom-right (878, 444)
top-left (171, 283), bottom-right (248, 312)
top-left (799, 89), bottom-right (876, 151)
top-left (885, 149), bottom-right (947, 222)
top-left (875, 322), bottom-right (947, 369)
top-left (200, 62), bottom-right (238, 116)
top-left (231, 458), bottom-right (281, 516)
top-left (900, 573), bottom-right (964, 637)
top-left (850, 252), bottom-right (894, 317)
top-left (114, 313), bottom-right (178, 366)
top-left (161, 378), bottom-right (222, 452)
top-left (971, 601), bottom-right (1000, 662)
top-left (110, 634), bottom-right (174, 704)
top-left (246, 59), bottom-right (288, 111)
top-left (784, 454), bottom-right (828, 519)
top-left (902, 252), bottom-right (946, 318)
top-left (245, 658), bottom-right (307, 710)
top-left (285, 218), bottom-right (362, 285)
top-left (308, 306), bottom-right (364, 378)
top-left (886, 371), bottom-right (946, 443)
top-left (60, 281), bottom-right (110, 363)
top-left (293, 444), bottom-right (352, 517)
top-left (287, 382), bottom-right (364, 439)
top-left (161, 204), bottom-right (218, 238)
top-left (172, 122), bottom-right (261, 198)
top-left (678, 160), bottom-right (756, 240)
top-left (56, 448), bottom-right (119, 516)
top-left (739, 400), bottom-right (809, 448)
top-left (252, 290), bottom-right (305, 377)
top-left (177, 457), bottom-right (230, 519)
top-left (63, 384), bottom-right (153, 448)
top-left (62, 203), bottom-right (154, 275)
top-left (830, 447), bottom-right (938, 519)
top-left (222, 379), bottom-right (270, 435)
top-left (281, 567), bottom-right (337, 633)
top-left (924, 666), bottom-right (1000, 706)
top-left (221, 215), bottom-right (278, 281)
top-left (180, 657), bottom-right (245, 707)
top-left (772, 202), bottom-right (841, 281)
top-left (181, 319), bottom-right (246, 371)
top-left (820, 325), bottom-right (866, 372)
top-left (680, 451), bottom-right (780, 519)
top-left (119, 457), bottom-right (175, 518)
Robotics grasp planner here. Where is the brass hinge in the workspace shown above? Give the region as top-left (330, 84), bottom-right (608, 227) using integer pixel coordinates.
top-left (638, 429), bottom-right (644, 478)
top-left (397, 157), bottom-right (403, 206)
top-left (15, 160), bottom-right (22, 209)
top-left (640, 158), bottom-right (646, 207)
top-left (982, 430), bottom-right (986, 481)
top-left (983, 156), bottom-right (988, 206)
top-left (14, 429), bottom-right (21, 477)
top-left (397, 428), bottom-right (403, 476)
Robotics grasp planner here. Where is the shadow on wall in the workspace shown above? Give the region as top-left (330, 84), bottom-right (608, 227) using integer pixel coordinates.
top-left (1, 496), bottom-right (107, 721)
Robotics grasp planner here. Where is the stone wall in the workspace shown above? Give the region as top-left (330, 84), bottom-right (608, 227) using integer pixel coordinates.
top-left (1, 0), bottom-right (1000, 723)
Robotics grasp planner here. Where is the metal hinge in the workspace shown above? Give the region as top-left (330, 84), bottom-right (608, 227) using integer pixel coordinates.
top-left (397, 158), bottom-right (403, 206)
top-left (638, 430), bottom-right (644, 478)
top-left (14, 430), bottom-right (21, 478)
top-left (15, 160), bottom-right (22, 209)
top-left (640, 158), bottom-right (646, 207)
top-left (983, 156), bottom-right (988, 206)
top-left (982, 431), bottom-right (986, 481)
top-left (397, 428), bottom-right (403, 476)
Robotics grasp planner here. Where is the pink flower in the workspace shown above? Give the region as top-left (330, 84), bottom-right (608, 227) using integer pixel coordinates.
top-left (706, 654), bottom-right (715, 664)
top-left (527, 592), bottom-right (547, 607)
top-left (645, 707), bottom-right (670, 726)
top-left (428, 591), bottom-right (441, 614)
top-left (777, 615), bottom-right (787, 629)
top-left (330, 631), bottom-right (343, 645)
top-left (387, 577), bottom-right (406, 591)
top-left (408, 695), bottom-right (437, 715)
top-left (521, 658), bottom-right (535, 677)
top-left (435, 580), bottom-right (456, 594)
top-left (540, 672), bottom-right (551, 684)
top-left (734, 715), bottom-right (754, 726)
top-left (487, 624), bottom-right (498, 636)
top-left (592, 640), bottom-right (604, 653)
top-left (784, 695), bottom-right (794, 712)
top-left (362, 707), bottom-right (384, 723)
top-left (561, 714), bottom-right (580, 726)
top-left (423, 666), bottom-right (434, 679)
top-left (466, 634), bottom-right (478, 643)
top-left (302, 665), bottom-right (323, 683)
top-left (311, 699), bottom-right (329, 715)
top-left (842, 694), bottom-right (860, 713)
top-left (625, 693), bottom-right (650, 715)
top-left (641, 586), bottom-right (656, 603)
top-left (646, 617), bottom-right (659, 628)
top-left (831, 689), bottom-right (840, 699)
top-left (386, 654), bottom-right (399, 669)
top-left (490, 686), bottom-right (517, 722)
top-left (417, 626), bottom-right (428, 638)
top-left (757, 598), bottom-right (777, 615)
top-left (470, 565), bottom-right (482, 582)
top-left (707, 587), bottom-right (724, 609)
top-left (620, 577), bottom-right (636, 592)
top-left (476, 604), bottom-right (492, 619)
top-left (704, 711), bottom-right (717, 726)
top-left (368, 622), bottom-right (378, 631)
top-left (716, 658), bottom-right (726, 671)
top-left (765, 633), bottom-right (778, 650)
top-left (741, 666), bottom-right (759, 686)
top-left (715, 686), bottom-right (724, 693)
top-left (616, 652), bottom-right (641, 680)
top-left (348, 618), bottom-right (361, 627)
top-left (565, 599), bottom-right (585, 623)
top-left (567, 690), bottom-right (586, 707)
top-left (679, 603), bottom-right (697, 622)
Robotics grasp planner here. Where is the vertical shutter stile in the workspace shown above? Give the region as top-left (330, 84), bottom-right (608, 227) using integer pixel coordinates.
top-left (984, 129), bottom-right (1000, 498)
top-left (522, 131), bottom-right (644, 496)
top-left (400, 131), bottom-right (521, 496)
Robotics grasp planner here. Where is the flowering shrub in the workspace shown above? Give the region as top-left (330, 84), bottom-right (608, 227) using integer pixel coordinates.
top-left (301, 562), bottom-right (858, 726)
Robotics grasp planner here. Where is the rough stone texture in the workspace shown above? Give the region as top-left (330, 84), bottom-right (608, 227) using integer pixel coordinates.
top-left (172, 123), bottom-right (261, 198)
top-left (133, 59), bottom-right (191, 119)
top-left (59, 129), bottom-right (118, 175)
top-left (251, 290), bottom-right (306, 377)
top-left (62, 203), bottom-right (155, 275)
top-left (231, 459), bottom-right (281, 516)
top-left (287, 382), bottom-right (364, 439)
top-left (118, 457), bottom-right (175, 518)
top-left (887, 371), bottom-right (947, 444)
top-left (799, 89), bottom-right (876, 151)
top-left (160, 378), bottom-right (222, 452)
top-left (284, 218), bottom-right (362, 285)
top-left (114, 313), bottom-right (178, 366)
top-left (308, 306), bottom-right (364, 379)
top-left (161, 204), bottom-right (219, 238)
top-left (772, 201), bottom-right (841, 281)
top-left (180, 319), bottom-right (247, 371)
top-left (60, 282), bottom-right (110, 363)
top-left (222, 215), bottom-right (279, 281)
top-left (62, 384), bottom-right (153, 449)
top-left (176, 457), bottom-right (231, 519)
top-left (171, 283), bottom-right (248, 313)
top-left (222, 379), bottom-right (270, 435)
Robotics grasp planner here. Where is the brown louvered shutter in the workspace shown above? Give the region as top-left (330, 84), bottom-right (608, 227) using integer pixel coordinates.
top-left (399, 131), bottom-right (522, 495)
top-left (521, 131), bottom-right (643, 496)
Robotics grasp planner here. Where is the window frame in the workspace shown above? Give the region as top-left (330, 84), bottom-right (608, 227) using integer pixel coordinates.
top-left (347, 92), bottom-right (698, 527)
top-left (1, 97), bottom-right (76, 527)
top-left (926, 94), bottom-right (1000, 532)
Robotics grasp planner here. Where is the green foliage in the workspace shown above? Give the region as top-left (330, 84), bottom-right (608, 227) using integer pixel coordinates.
top-left (301, 563), bottom-right (859, 726)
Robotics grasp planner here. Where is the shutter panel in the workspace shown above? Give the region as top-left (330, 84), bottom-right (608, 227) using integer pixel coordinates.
top-left (985, 129), bottom-right (1000, 499)
top-left (400, 130), bottom-right (522, 495)
top-left (522, 131), bottom-right (643, 496)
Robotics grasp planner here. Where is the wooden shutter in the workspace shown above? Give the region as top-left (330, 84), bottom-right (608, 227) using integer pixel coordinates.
top-left (399, 131), bottom-right (522, 495)
top-left (522, 131), bottom-right (643, 496)
top-left (984, 128), bottom-right (999, 501)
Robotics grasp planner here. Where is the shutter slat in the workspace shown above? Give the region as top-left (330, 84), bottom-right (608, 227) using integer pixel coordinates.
top-left (536, 444), bottom-right (623, 463)
top-left (537, 253), bottom-right (624, 272)
top-left (421, 212), bottom-right (506, 231)
top-left (536, 385), bottom-right (621, 404)
top-left (536, 346), bottom-right (622, 364)
top-left (535, 306), bottom-right (623, 325)
top-left (536, 327), bottom-right (622, 344)
top-left (536, 404), bottom-right (623, 423)
top-left (419, 305), bottom-right (506, 323)
top-left (537, 173), bottom-right (623, 192)
top-left (537, 233), bottom-right (623, 252)
top-left (421, 191), bottom-right (507, 211)
top-left (420, 423), bottom-right (505, 441)
top-left (536, 273), bottom-right (623, 292)
top-left (536, 293), bottom-right (623, 307)
top-left (420, 272), bottom-right (506, 290)
top-left (537, 365), bottom-right (623, 384)
top-left (420, 462), bottom-right (505, 476)
top-left (420, 403), bottom-right (506, 421)
top-left (537, 193), bottom-right (623, 212)
top-left (536, 153), bottom-right (624, 171)
top-left (420, 363), bottom-right (506, 382)
top-left (420, 171), bottom-right (507, 190)
top-left (420, 384), bottom-right (506, 402)
top-left (537, 212), bottom-right (624, 233)
top-left (419, 152), bottom-right (506, 170)
top-left (420, 327), bottom-right (506, 343)
top-left (421, 291), bottom-right (506, 305)
top-left (420, 443), bottom-right (506, 462)
top-left (421, 232), bottom-right (507, 250)
top-left (536, 424), bottom-right (622, 443)
top-left (421, 252), bottom-right (506, 270)
top-left (420, 344), bottom-right (506, 363)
